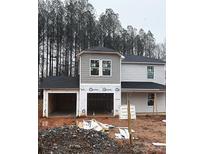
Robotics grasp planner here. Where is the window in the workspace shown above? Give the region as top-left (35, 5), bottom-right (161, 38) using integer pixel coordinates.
top-left (90, 60), bottom-right (99, 75)
top-left (90, 59), bottom-right (112, 76)
top-left (102, 60), bottom-right (111, 76)
top-left (147, 66), bottom-right (154, 79)
top-left (147, 93), bottom-right (154, 106)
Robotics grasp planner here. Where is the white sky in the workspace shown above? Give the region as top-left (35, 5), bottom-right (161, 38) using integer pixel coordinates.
top-left (89, 0), bottom-right (165, 43)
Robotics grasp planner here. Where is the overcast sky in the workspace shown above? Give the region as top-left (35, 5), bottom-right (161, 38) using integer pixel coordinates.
top-left (89, 0), bottom-right (165, 43)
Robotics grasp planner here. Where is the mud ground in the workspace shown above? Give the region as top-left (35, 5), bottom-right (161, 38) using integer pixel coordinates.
top-left (39, 115), bottom-right (166, 153)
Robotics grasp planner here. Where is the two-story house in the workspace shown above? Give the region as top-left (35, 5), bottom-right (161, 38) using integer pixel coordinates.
top-left (39, 47), bottom-right (166, 117)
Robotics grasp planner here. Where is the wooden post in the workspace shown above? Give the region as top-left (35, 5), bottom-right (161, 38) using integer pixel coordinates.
top-left (126, 93), bottom-right (128, 105)
top-left (127, 100), bottom-right (133, 144)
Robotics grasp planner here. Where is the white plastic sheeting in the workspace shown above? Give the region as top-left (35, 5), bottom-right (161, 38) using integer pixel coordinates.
top-left (115, 127), bottom-right (135, 139)
top-left (77, 119), bottom-right (114, 132)
top-left (152, 143), bottom-right (166, 146)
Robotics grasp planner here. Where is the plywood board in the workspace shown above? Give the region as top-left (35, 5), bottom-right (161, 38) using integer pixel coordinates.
top-left (119, 105), bottom-right (136, 119)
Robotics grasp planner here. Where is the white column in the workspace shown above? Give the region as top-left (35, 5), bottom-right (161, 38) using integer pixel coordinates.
top-left (43, 90), bottom-right (48, 117)
top-left (79, 90), bottom-right (87, 116)
top-left (76, 92), bottom-right (79, 117)
top-left (43, 90), bottom-right (46, 117)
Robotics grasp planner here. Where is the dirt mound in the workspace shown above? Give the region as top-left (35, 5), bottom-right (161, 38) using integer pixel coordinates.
top-left (38, 125), bottom-right (132, 154)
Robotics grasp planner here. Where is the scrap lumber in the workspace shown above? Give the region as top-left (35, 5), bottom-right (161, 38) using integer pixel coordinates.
top-left (152, 143), bottom-right (166, 146)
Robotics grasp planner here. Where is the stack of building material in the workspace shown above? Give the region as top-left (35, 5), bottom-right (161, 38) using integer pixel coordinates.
top-left (119, 105), bottom-right (136, 119)
top-left (77, 119), bottom-right (114, 132)
top-left (115, 127), bottom-right (135, 139)
top-left (152, 143), bottom-right (166, 146)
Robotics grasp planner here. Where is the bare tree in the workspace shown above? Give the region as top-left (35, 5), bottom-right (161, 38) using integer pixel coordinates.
top-left (38, 0), bottom-right (165, 80)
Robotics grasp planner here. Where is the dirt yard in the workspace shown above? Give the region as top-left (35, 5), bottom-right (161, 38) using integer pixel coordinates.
top-left (39, 115), bottom-right (166, 153)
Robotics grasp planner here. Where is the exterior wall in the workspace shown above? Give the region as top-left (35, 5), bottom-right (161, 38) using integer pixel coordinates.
top-left (155, 92), bottom-right (166, 112)
top-left (121, 63), bottom-right (166, 85)
top-left (80, 53), bottom-right (121, 84)
top-left (43, 89), bottom-right (79, 117)
top-left (121, 92), bottom-right (166, 113)
top-left (48, 94), bottom-right (55, 114)
top-left (79, 84), bottom-right (121, 116)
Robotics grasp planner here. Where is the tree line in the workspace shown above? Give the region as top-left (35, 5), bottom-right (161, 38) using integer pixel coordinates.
top-left (38, 0), bottom-right (166, 80)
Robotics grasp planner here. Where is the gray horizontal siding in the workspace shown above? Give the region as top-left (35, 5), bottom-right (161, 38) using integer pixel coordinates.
top-left (80, 53), bottom-right (120, 84)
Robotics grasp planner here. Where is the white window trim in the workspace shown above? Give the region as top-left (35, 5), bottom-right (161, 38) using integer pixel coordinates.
top-left (102, 59), bottom-right (112, 77)
top-left (147, 65), bottom-right (154, 79)
top-left (99, 60), bottom-right (102, 76)
top-left (89, 59), bottom-right (112, 77)
top-left (90, 59), bottom-right (100, 76)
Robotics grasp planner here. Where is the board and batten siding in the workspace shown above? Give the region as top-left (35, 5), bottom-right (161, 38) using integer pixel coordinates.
top-left (121, 63), bottom-right (166, 85)
top-left (80, 53), bottom-right (121, 84)
top-left (121, 92), bottom-right (166, 113)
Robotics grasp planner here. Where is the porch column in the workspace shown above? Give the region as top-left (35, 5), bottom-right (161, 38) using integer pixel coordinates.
top-left (43, 90), bottom-right (48, 117)
top-left (126, 92), bottom-right (128, 104)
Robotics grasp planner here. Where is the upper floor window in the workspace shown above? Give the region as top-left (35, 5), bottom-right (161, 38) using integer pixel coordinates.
top-left (90, 59), bottom-right (112, 76)
top-left (102, 60), bottom-right (111, 76)
top-left (90, 60), bottom-right (99, 75)
top-left (147, 66), bottom-right (154, 79)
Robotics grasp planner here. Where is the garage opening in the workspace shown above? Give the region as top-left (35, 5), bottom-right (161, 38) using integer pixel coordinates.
top-left (48, 93), bottom-right (76, 117)
top-left (87, 93), bottom-right (113, 116)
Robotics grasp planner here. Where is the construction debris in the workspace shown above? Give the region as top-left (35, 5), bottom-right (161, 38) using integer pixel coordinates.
top-left (115, 127), bottom-right (135, 139)
top-left (152, 142), bottom-right (166, 146)
top-left (38, 125), bottom-right (132, 154)
top-left (77, 119), bottom-right (114, 132)
top-left (39, 116), bottom-right (166, 153)
top-left (119, 105), bottom-right (136, 119)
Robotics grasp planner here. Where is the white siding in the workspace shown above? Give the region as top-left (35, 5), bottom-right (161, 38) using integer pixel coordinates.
top-left (121, 63), bottom-right (166, 85)
top-left (155, 92), bottom-right (166, 112)
top-left (121, 92), bottom-right (166, 113)
top-left (79, 84), bottom-right (121, 116)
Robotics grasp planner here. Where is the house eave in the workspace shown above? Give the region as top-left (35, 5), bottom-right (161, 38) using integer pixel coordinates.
top-left (121, 88), bottom-right (165, 92)
top-left (121, 61), bottom-right (165, 65)
top-left (39, 88), bottom-right (80, 90)
top-left (77, 51), bottom-right (124, 59)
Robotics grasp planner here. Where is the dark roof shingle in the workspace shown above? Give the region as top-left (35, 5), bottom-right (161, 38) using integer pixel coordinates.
top-left (39, 76), bottom-right (79, 89)
top-left (123, 55), bottom-right (165, 64)
top-left (121, 82), bottom-right (165, 90)
top-left (85, 46), bottom-right (116, 52)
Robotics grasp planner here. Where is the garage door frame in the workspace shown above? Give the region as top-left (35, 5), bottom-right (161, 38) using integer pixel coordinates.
top-left (43, 89), bottom-right (79, 117)
top-left (87, 93), bottom-right (114, 115)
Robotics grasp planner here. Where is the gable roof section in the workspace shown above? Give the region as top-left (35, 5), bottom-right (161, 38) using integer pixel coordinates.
top-left (77, 46), bottom-right (124, 58)
top-left (86, 46), bottom-right (115, 52)
top-left (39, 76), bottom-right (79, 89)
top-left (121, 82), bottom-right (165, 90)
top-left (122, 55), bottom-right (165, 64)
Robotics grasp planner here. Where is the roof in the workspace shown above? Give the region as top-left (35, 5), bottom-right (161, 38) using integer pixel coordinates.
top-left (76, 46), bottom-right (124, 58)
top-left (39, 76), bottom-right (79, 89)
top-left (121, 82), bottom-right (165, 90)
top-left (39, 77), bottom-right (165, 91)
top-left (85, 46), bottom-right (116, 52)
top-left (122, 55), bottom-right (165, 64)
